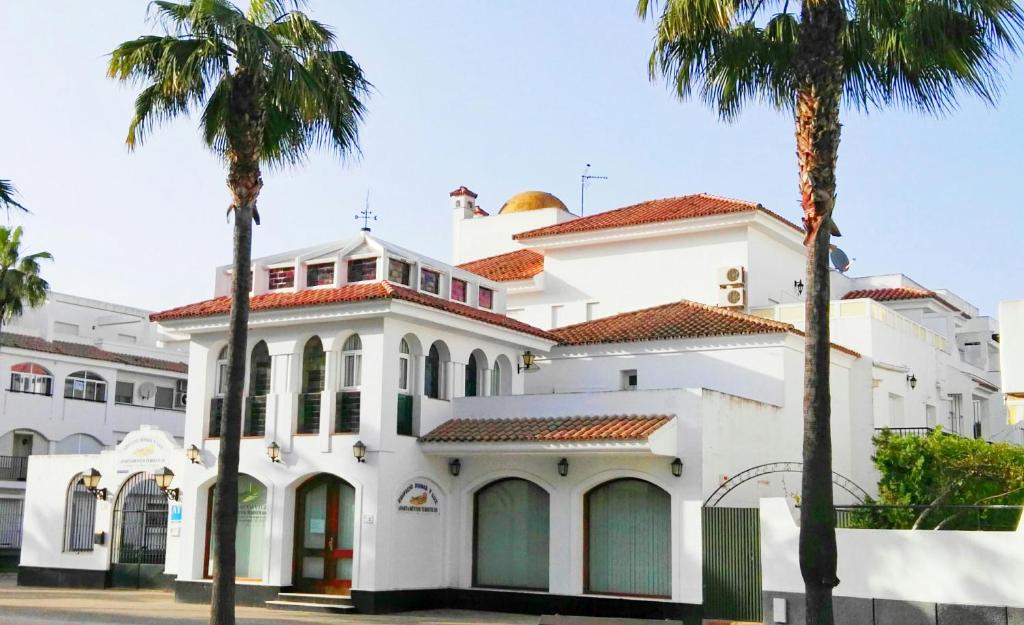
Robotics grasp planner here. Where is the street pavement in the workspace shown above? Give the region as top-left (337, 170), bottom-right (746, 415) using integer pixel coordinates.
top-left (0, 574), bottom-right (535, 625)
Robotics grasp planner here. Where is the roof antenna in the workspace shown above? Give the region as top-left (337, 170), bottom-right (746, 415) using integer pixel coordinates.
top-left (356, 190), bottom-right (376, 232)
top-left (580, 164), bottom-right (608, 215)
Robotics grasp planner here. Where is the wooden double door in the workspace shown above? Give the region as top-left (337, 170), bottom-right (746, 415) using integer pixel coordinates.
top-left (293, 474), bottom-right (355, 594)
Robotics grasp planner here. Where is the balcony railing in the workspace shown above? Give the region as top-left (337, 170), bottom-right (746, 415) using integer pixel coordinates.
top-left (336, 391), bottom-right (360, 433)
top-left (244, 396), bottom-right (267, 437)
top-left (298, 392), bottom-right (321, 434)
top-left (397, 393), bottom-right (414, 436)
top-left (875, 427), bottom-right (963, 439)
top-left (209, 398), bottom-right (223, 437)
top-left (0, 456), bottom-right (28, 481)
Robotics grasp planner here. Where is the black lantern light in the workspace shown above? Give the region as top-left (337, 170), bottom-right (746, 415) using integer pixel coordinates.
top-left (186, 444), bottom-right (201, 464)
top-left (267, 441), bottom-right (282, 463)
top-left (352, 440), bottom-right (367, 463)
top-left (794, 280), bottom-right (805, 296)
top-left (517, 350), bottom-right (536, 373)
top-left (153, 466), bottom-right (180, 501)
top-left (671, 457), bottom-right (684, 478)
top-left (907, 373), bottom-right (918, 390)
top-left (448, 458), bottom-right (461, 477)
top-left (82, 468), bottom-right (106, 501)
top-left (557, 457), bottom-right (569, 477)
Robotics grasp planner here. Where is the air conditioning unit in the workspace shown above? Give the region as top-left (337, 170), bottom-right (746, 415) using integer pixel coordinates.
top-left (174, 379), bottom-right (188, 408)
top-left (719, 286), bottom-right (746, 308)
top-left (718, 265), bottom-right (746, 287)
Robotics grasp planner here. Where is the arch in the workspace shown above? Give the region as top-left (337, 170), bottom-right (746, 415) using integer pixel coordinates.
top-left (55, 433), bottom-right (104, 454)
top-left (10, 362), bottom-right (53, 395)
top-left (473, 477), bottom-right (550, 590)
top-left (584, 478), bottom-right (671, 598)
top-left (293, 473), bottom-right (357, 593)
top-left (397, 335), bottom-right (418, 394)
top-left (341, 334), bottom-right (362, 389)
top-left (204, 473), bottom-right (268, 580)
top-left (63, 473), bottom-right (96, 552)
top-left (465, 349), bottom-right (488, 397)
top-left (111, 472), bottom-right (167, 566)
top-left (491, 354), bottom-right (513, 397)
top-left (298, 336), bottom-right (325, 434)
top-left (214, 345), bottom-right (229, 396)
top-left (245, 341), bottom-right (271, 436)
top-left (425, 340), bottom-right (451, 400)
top-left (703, 462), bottom-right (870, 507)
top-left (64, 370), bottom-right (107, 402)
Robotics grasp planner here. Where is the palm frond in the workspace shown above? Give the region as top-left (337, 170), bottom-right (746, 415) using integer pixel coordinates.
top-left (0, 226), bottom-right (51, 322)
top-left (0, 180), bottom-right (28, 214)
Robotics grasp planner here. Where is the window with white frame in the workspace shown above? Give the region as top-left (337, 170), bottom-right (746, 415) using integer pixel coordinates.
top-left (115, 381), bottom-right (134, 404)
top-left (420, 268), bottom-right (441, 294)
top-left (342, 335), bottom-right (362, 389)
top-left (215, 346), bottom-right (229, 396)
top-left (347, 257), bottom-right (378, 282)
top-left (64, 371), bottom-right (107, 402)
top-left (490, 362), bottom-right (501, 396)
top-left (388, 259), bottom-right (411, 285)
top-left (268, 266), bottom-right (295, 290)
top-left (306, 262), bottom-right (335, 287)
top-left (398, 338), bottom-right (411, 393)
top-left (478, 286), bottom-right (494, 310)
top-left (10, 362), bottom-right (53, 395)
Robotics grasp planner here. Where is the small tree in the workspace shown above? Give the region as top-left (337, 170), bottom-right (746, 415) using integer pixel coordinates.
top-left (0, 226), bottom-right (52, 338)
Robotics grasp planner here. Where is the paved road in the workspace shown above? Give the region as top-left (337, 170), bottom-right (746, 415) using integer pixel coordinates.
top-left (0, 578), bottom-right (535, 625)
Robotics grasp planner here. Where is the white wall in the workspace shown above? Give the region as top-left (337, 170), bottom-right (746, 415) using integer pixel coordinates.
top-left (1000, 300), bottom-right (1024, 395)
top-left (453, 207), bottom-right (575, 264)
top-left (760, 497), bottom-right (1024, 608)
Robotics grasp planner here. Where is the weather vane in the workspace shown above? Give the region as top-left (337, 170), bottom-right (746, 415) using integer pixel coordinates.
top-left (355, 190), bottom-right (376, 232)
top-left (580, 163), bottom-right (608, 215)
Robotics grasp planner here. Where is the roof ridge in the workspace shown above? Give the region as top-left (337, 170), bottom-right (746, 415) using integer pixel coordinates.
top-left (695, 192), bottom-right (763, 208)
top-left (552, 298), bottom-right (793, 334)
top-left (456, 248), bottom-right (542, 267)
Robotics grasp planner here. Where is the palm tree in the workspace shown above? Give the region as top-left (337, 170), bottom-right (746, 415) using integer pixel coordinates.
top-left (0, 180), bottom-right (28, 215)
top-left (108, 2), bottom-right (368, 623)
top-left (639, 0), bottom-right (1022, 622)
top-left (0, 226), bottom-right (52, 338)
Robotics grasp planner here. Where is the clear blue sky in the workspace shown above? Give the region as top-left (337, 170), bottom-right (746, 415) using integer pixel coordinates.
top-left (1, 1), bottom-right (1021, 316)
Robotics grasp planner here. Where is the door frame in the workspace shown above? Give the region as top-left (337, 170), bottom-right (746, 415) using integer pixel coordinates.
top-left (292, 473), bottom-right (355, 594)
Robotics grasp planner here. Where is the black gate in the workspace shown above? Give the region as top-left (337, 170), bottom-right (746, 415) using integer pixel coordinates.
top-left (702, 507), bottom-right (762, 622)
top-left (111, 472), bottom-right (168, 588)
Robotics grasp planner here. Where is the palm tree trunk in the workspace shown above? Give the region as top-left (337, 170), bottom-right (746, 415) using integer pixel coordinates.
top-left (210, 70), bottom-right (263, 625)
top-left (794, 1), bottom-right (845, 623)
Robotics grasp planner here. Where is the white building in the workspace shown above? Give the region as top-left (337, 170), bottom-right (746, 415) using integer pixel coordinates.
top-left (15, 187), bottom-right (1011, 620)
top-left (0, 292), bottom-right (188, 558)
top-left (999, 300), bottom-right (1024, 429)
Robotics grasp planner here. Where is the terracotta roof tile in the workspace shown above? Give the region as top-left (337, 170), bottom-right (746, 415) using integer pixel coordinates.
top-left (1, 333), bottom-right (187, 374)
top-left (420, 414), bottom-right (673, 443)
top-left (551, 300), bottom-right (793, 346)
top-left (150, 281), bottom-right (556, 341)
top-left (449, 185), bottom-right (478, 198)
top-left (513, 193), bottom-right (802, 240)
top-left (842, 287), bottom-right (958, 312)
top-left (457, 249), bottom-right (544, 282)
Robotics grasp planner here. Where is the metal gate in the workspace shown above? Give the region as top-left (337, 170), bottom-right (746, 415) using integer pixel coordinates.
top-left (702, 507), bottom-right (762, 622)
top-left (111, 473), bottom-right (168, 588)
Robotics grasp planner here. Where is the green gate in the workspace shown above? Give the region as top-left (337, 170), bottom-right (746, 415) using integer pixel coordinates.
top-left (702, 507), bottom-right (762, 622)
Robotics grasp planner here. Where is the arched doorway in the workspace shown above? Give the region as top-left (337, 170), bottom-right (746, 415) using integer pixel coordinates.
top-left (473, 478), bottom-right (549, 590)
top-left (293, 474), bottom-right (356, 594)
top-left (111, 472), bottom-right (168, 588)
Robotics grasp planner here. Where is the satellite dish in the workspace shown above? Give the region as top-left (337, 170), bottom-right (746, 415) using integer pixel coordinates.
top-left (137, 382), bottom-right (157, 400)
top-left (830, 246), bottom-right (851, 273)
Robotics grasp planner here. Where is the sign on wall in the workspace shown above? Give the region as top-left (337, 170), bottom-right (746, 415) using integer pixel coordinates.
top-left (397, 480), bottom-right (440, 514)
top-left (114, 430), bottom-right (175, 474)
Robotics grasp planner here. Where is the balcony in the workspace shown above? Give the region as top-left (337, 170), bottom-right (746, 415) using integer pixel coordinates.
top-left (874, 427), bottom-right (964, 439)
top-left (336, 391), bottom-right (360, 433)
top-left (297, 393), bottom-right (320, 434)
top-left (244, 396), bottom-right (267, 437)
top-left (0, 456), bottom-right (28, 481)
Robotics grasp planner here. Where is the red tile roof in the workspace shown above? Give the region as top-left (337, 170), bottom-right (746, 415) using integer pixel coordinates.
top-left (420, 414), bottom-right (673, 443)
top-left (150, 281), bottom-right (556, 340)
top-left (513, 193), bottom-right (802, 240)
top-left (551, 300), bottom-right (793, 346)
top-left (1, 333), bottom-right (187, 374)
top-left (842, 287), bottom-right (958, 311)
top-left (457, 249), bottom-right (544, 282)
top-left (449, 185), bottom-right (478, 198)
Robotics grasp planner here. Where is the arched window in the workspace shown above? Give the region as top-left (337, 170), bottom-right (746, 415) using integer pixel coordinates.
top-left (398, 339), bottom-right (411, 394)
top-left (425, 342), bottom-right (449, 400)
top-left (474, 478), bottom-right (549, 590)
top-left (63, 474), bottom-right (96, 552)
top-left (298, 337), bottom-right (325, 434)
top-left (245, 342), bottom-right (271, 436)
top-left (342, 335), bottom-right (362, 389)
top-left (56, 433), bottom-right (104, 454)
top-left (585, 479), bottom-right (671, 597)
top-left (64, 371), bottom-right (106, 402)
top-left (465, 353), bottom-right (479, 397)
top-left (205, 474), bottom-right (267, 580)
top-left (215, 346), bottom-right (229, 396)
top-left (10, 362), bottom-right (52, 396)
top-left (490, 362), bottom-right (502, 396)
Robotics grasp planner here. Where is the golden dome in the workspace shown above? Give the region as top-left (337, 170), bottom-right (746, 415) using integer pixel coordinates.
top-left (499, 191), bottom-right (568, 214)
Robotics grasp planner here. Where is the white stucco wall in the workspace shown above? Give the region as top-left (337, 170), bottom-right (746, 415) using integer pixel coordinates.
top-left (1000, 300), bottom-right (1024, 395)
top-left (453, 207), bottom-right (575, 265)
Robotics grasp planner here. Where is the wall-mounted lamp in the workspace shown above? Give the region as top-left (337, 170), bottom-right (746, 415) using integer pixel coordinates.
top-left (557, 457), bottom-right (569, 477)
top-left (82, 468), bottom-right (106, 501)
top-left (186, 444), bottom-right (201, 465)
top-left (517, 350), bottom-right (536, 374)
top-left (671, 457), bottom-right (684, 478)
top-left (906, 373), bottom-right (917, 390)
top-left (153, 466), bottom-right (180, 501)
top-left (794, 280), bottom-right (805, 296)
top-left (267, 441), bottom-right (282, 463)
top-left (448, 458), bottom-right (461, 477)
top-left (352, 440), bottom-right (367, 463)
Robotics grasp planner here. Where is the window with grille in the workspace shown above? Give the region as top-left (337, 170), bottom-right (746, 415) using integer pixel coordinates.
top-left (347, 257), bottom-right (378, 282)
top-left (268, 267), bottom-right (295, 290)
top-left (63, 476), bottom-right (96, 552)
top-left (306, 262), bottom-right (335, 287)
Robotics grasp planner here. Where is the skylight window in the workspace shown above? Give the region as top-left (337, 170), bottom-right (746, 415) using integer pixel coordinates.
top-left (268, 267), bottom-right (295, 290)
top-left (388, 259), bottom-right (411, 285)
top-left (421, 268), bottom-right (441, 294)
top-left (451, 278), bottom-right (467, 302)
top-left (347, 257), bottom-right (377, 282)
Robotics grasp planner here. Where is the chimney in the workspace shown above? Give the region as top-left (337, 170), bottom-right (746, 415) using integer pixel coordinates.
top-left (449, 185), bottom-right (478, 218)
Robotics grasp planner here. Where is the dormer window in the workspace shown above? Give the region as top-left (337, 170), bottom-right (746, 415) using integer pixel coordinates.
top-left (268, 267), bottom-right (295, 290)
top-left (388, 259), bottom-right (411, 285)
top-left (421, 268), bottom-right (441, 295)
top-left (347, 257), bottom-right (377, 282)
top-left (306, 262), bottom-right (335, 287)
top-left (478, 286), bottom-right (494, 310)
top-left (451, 278), bottom-right (467, 303)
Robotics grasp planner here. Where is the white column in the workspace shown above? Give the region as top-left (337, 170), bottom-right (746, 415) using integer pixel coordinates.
top-left (481, 367), bottom-right (492, 397)
top-left (320, 350), bottom-right (341, 452)
top-left (451, 362), bottom-right (466, 399)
